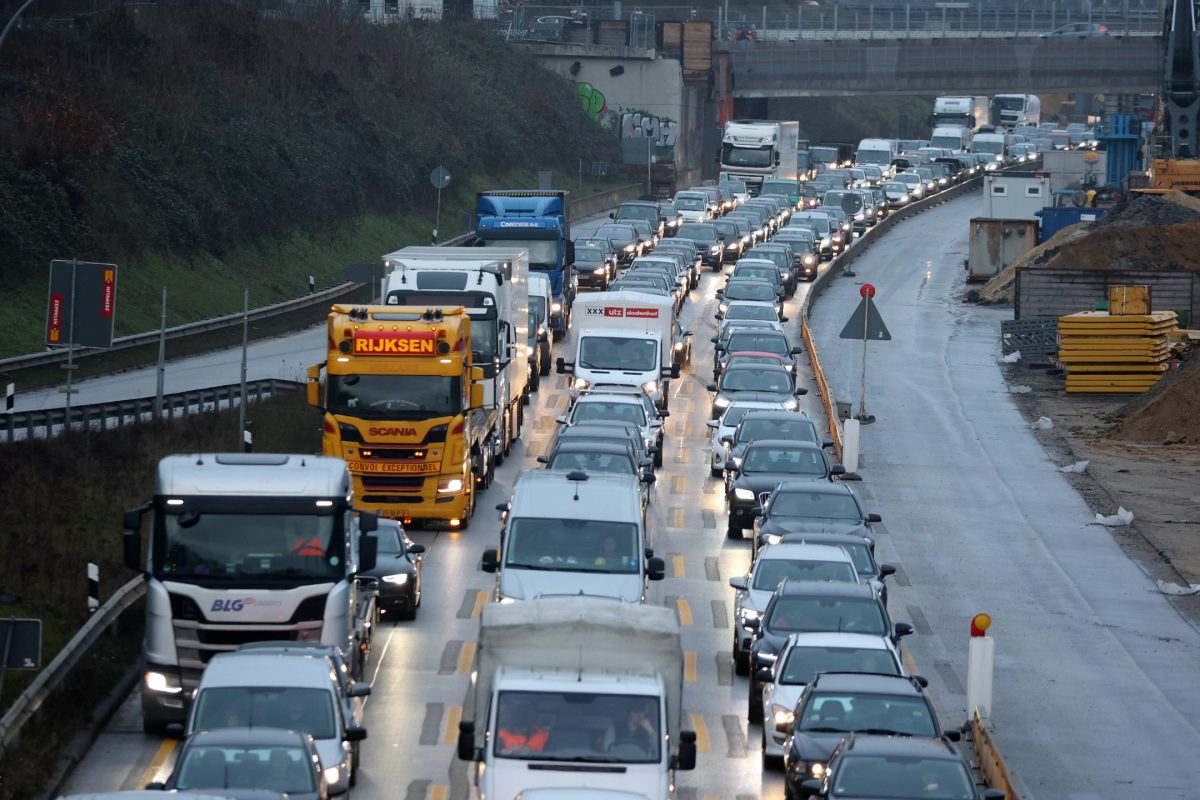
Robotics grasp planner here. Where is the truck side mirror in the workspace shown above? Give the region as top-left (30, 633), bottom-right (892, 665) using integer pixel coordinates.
top-left (344, 726), bottom-right (367, 742)
top-left (556, 357), bottom-right (571, 374)
top-left (676, 729), bottom-right (697, 770)
top-left (481, 548), bottom-right (499, 573)
top-left (306, 363), bottom-right (322, 407)
top-left (457, 720), bottom-right (478, 761)
top-left (348, 682), bottom-right (372, 698)
top-left (122, 530), bottom-right (142, 572)
top-left (358, 511), bottom-right (378, 533)
top-left (879, 563), bottom-right (897, 578)
top-left (867, 513), bottom-right (882, 523)
top-left (565, 240), bottom-right (575, 263)
top-left (646, 556), bottom-right (665, 581)
top-left (358, 534), bottom-right (378, 572)
top-left (469, 381), bottom-right (484, 410)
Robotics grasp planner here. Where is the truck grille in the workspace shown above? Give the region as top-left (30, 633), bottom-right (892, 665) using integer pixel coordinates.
top-left (358, 446), bottom-right (428, 461)
top-left (169, 593), bottom-right (327, 670)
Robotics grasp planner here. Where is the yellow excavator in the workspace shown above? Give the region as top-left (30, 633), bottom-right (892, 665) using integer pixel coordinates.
top-left (1147, 0), bottom-right (1200, 192)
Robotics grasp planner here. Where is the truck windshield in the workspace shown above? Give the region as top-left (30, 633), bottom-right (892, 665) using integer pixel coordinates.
top-left (479, 238), bottom-right (558, 269)
top-left (931, 136), bottom-right (962, 150)
top-left (192, 687), bottom-right (338, 739)
top-left (494, 690), bottom-right (660, 763)
top-left (722, 143), bottom-right (774, 168)
top-left (529, 296), bottom-right (547, 325)
top-left (810, 147), bottom-right (838, 164)
top-left (327, 374), bottom-right (462, 419)
top-left (994, 96), bottom-right (1026, 112)
top-left (855, 149), bottom-right (892, 166)
top-left (504, 518), bottom-right (640, 574)
top-left (154, 505), bottom-right (345, 583)
top-left (578, 336), bottom-right (659, 371)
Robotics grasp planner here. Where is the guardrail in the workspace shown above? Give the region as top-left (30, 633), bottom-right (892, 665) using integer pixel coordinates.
top-left (1, 378), bottom-right (304, 443)
top-left (972, 707), bottom-right (1024, 799)
top-left (0, 184), bottom-right (642, 381)
top-left (0, 578), bottom-right (145, 766)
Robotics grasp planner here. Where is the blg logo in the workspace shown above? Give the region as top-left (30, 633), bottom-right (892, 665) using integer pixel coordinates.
top-left (210, 597), bottom-right (256, 613)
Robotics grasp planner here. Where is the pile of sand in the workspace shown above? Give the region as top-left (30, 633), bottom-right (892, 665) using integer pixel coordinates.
top-left (977, 192), bottom-right (1200, 304)
top-left (1109, 355), bottom-right (1200, 443)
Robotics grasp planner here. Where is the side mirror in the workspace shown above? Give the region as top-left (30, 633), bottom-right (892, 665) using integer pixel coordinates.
top-left (706, 420), bottom-right (719, 429)
top-left (707, 383), bottom-right (718, 392)
top-left (556, 357), bottom-right (573, 374)
top-left (719, 435), bottom-right (733, 445)
top-left (344, 726), bottom-right (367, 743)
top-left (659, 410), bottom-right (671, 418)
top-left (867, 513), bottom-right (882, 523)
top-left (348, 682), bottom-right (372, 698)
top-left (914, 675), bottom-right (929, 688)
top-left (879, 563), bottom-right (896, 578)
top-left (675, 729), bottom-right (698, 771)
top-left (358, 511), bottom-right (378, 533)
top-left (565, 240), bottom-right (575, 263)
top-left (144, 782), bottom-right (167, 791)
top-left (800, 779), bottom-right (823, 795)
top-left (755, 667), bottom-right (773, 683)
top-left (481, 549), bottom-right (499, 573)
top-left (795, 387), bottom-right (808, 396)
top-left (725, 459), bottom-right (738, 472)
top-left (831, 465), bottom-right (846, 476)
top-left (647, 556), bottom-right (666, 581)
top-left (164, 722), bottom-right (185, 739)
top-left (728, 575), bottom-right (748, 591)
top-left (555, 415), bottom-right (568, 425)
top-left (823, 439), bottom-right (835, 450)
top-left (791, 346), bottom-right (804, 355)
top-left (408, 543), bottom-right (427, 556)
top-left (893, 622), bottom-right (915, 641)
top-left (495, 502), bottom-right (509, 512)
top-left (641, 471), bottom-right (657, 484)
top-left (781, 316), bottom-right (789, 322)
top-left (306, 363), bottom-right (322, 407)
top-left (536, 455), bottom-right (549, 464)
top-left (358, 533), bottom-right (377, 572)
top-left (122, 530), bottom-right (142, 571)
top-left (671, 364), bottom-right (681, 378)
top-left (457, 720), bottom-right (478, 761)
top-left (609, 212), bottom-right (615, 218)
top-left (710, 337), bottom-right (719, 344)
top-left (942, 729), bottom-right (962, 742)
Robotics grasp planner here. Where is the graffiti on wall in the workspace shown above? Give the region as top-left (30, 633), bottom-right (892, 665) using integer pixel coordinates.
top-left (620, 112), bottom-right (679, 149)
top-left (575, 82), bottom-right (618, 129)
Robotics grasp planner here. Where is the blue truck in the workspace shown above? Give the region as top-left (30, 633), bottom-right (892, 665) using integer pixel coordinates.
top-left (475, 190), bottom-right (576, 338)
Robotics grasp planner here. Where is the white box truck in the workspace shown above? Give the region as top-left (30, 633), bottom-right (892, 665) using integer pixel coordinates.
top-left (557, 290), bottom-right (680, 412)
top-left (719, 119), bottom-right (801, 195)
top-left (457, 597), bottom-right (697, 800)
top-left (382, 246), bottom-right (529, 464)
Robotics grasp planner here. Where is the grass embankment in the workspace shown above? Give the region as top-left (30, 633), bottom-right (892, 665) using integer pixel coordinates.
top-left (0, 1), bottom-right (618, 359)
top-left (0, 391), bottom-right (321, 799)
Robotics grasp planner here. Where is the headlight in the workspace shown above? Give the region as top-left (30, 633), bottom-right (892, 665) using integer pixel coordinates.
top-left (739, 608), bottom-right (760, 622)
top-left (809, 762), bottom-right (826, 779)
top-left (714, 395), bottom-right (732, 408)
top-left (783, 397), bottom-right (799, 411)
top-left (718, 303), bottom-right (729, 314)
top-left (742, 236), bottom-right (751, 244)
top-left (551, 302), bottom-right (562, 312)
top-left (573, 378), bottom-right (590, 391)
top-left (802, 255), bottom-right (815, 265)
top-left (592, 267), bottom-right (606, 275)
top-left (901, 194), bottom-right (910, 202)
top-left (772, 705), bottom-right (795, 730)
top-left (673, 341), bottom-right (684, 351)
top-left (763, 533), bottom-right (782, 546)
top-left (995, 154), bottom-right (1003, 162)
top-left (537, 326), bottom-right (546, 337)
top-left (437, 478), bottom-right (463, 494)
top-left (642, 380), bottom-right (658, 394)
top-left (709, 245), bottom-right (721, 254)
top-left (382, 573), bottom-right (410, 585)
top-left (726, 242), bottom-right (740, 250)
top-left (820, 237), bottom-right (831, 248)
top-left (323, 766), bottom-right (342, 785)
top-left (498, 596), bottom-right (518, 604)
top-left (734, 487), bottom-right (755, 500)
top-left (144, 671), bottom-right (182, 695)
top-left (842, 223), bottom-right (851, 231)
top-left (625, 244), bottom-right (636, 252)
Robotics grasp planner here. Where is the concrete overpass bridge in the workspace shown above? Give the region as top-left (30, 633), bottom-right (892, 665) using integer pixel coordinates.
top-left (724, 36), bottom-right (1162, 97)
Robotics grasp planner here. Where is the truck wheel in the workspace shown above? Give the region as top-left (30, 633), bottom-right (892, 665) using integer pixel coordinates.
top-left (539, 343), bottom-right (552, 376)
top-left (528, 371), bottom-right (538, 395)
top-left (496, 412), bottom-right (509, 464)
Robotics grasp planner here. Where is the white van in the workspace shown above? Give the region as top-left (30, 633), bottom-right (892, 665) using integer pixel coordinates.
top-left (527, 272), bottom-right (553, 380)
top-left (971, 132), bottom-right (1010, 169)
top-left (930, 125), bottom-right (972, 152)
top-left (854, 138), bottom-right (898, 177)
top-left (187, 652), bottom-right (365, 795)
top-left (483, 471), bottom-right (664, 603)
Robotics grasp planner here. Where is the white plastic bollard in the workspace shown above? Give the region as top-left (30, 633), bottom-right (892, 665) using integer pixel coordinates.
top-left (966, 635), bottom-right (995, 718)
top-left (842, 418), bottom-right (861, 474)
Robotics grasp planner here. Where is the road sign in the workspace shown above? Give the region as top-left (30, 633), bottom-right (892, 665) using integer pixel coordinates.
top-left (0, 618), bottom-right (42, 670)
top-left (860, 283), bottom-right (876, 298)
top-left (839, 295), bottom-right (892, 341)
top-left (45, 260), bottom-right (118, 349)
top-left (430, 166), bottom-right (452, 189)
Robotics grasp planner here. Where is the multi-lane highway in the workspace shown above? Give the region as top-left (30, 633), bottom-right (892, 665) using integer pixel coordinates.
top-left (53, 191), bottom-right (1200, 800)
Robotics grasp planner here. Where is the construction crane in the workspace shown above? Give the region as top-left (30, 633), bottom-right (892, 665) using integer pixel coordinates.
top-left (1150, 0), bottom-right (1200, 190)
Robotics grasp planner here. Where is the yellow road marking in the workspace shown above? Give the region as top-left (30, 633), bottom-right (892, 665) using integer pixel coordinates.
top-left (705, 795), bottom-right (720, 800)
top-left (138, 738), bottom-right (177, 788)
top-left (471, 590), bottom-right (488, 618)
top-left (458, 641), bottom-right (476, 674)
top-left (676, 598), bottom-right (693, 627)
top-left (901, 641), bottom-right (920, 678)
top-left (443, 705), bottom-right (462, 744)
top-left (683, 421), bottom-right (695, 438)
top-left (691, 712), bottom-right (711, 753)
top-left (684, 650), bottom-right (698, 683)
top-left (672, 554), bottom-right (685, 577)
top-left (672, 475), bottom-right (686, 494)
top-left (430, 786), bottom-right (449, 800)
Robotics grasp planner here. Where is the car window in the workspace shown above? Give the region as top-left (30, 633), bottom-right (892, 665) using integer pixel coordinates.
top-left (721, 369), bottom-right (792, 393)
top-left (571, 401), bottom-right (646, 426)
top-left (193, 687), bottom-right (338, 739)
top-left (832, 755), bottom-right (974, 800)
top-left (769, 491), bottom-right (860, 520)
top-left (752, 558), bottom-right (857, 590)
top-left (727, 332), bottom-right (789, 354)
top-left (742, 446), bottom-right (825, 475)
top-left (800, 693), bottom-right (937, 737)
top-left (766, 597), bottom-right (887, 635)
top-left (548, 451), bottom-right (634, 475)
top-left (176, 744), bottom-right (317, 793)
top-left (725, 305), bottom-right (778, 321)
top-left (780, 646), bottom-right (900, 685)
top-left (725, 284), bottom-right (777, 303)
top-left (738, 419), bottom-right (817, 445)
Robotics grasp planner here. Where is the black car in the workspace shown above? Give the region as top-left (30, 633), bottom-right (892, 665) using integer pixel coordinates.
top-left (550, 420), bottom-right (655, 468)
top-left (708, 364), bottom-right (802, 419)
top-left (714, 328), bottom-right (801, 380)
top-left (726, 440), bottom-right (844, 538)
top-left (747, 244), bottom-right (798, 292)
top-left (613, 201), bottom-right (665, 239)
top-left (792, 731), bottom-right (1004, 800)
top-left (594, 222), bottom-right (642, 265)
top-left (772, 231), bottom-right (820, 284)
top-left (723, 411), bottom-right (826, 484)
top-left (713, 219), bottom-right (749, 261)
top-left (717, 280), bottom-right (784, 320)
top-left (573, 244), bottom-right (614, 290)
top-left (747, 582), bottom-right (913, 723)
top-left (148, 727), bottom-right (328, 800)
top-left (674, 222), bottom-right (725, 269)
top-left (752, 481), bottom-right (881, 560)
top-left (655, 239), bottom-right (702, 287)
top-left (362, 519), bottom-right (425, 619)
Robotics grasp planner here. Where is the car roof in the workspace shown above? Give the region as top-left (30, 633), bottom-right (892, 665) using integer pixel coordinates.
top-left (189, 726), bottom-right (313, 747)
top-left (776, 580), bottom-right (877, 599)
top-left (777, 531), bottom-right (874, 550)
top-left (724, 363), bottom-right (791, 375)
top-left (745, 438), bottom-right (823, 451)
top-left (784, 632), bottom-right (895, 650)
top-left (742, 411), bottom-right (815, 423)
top-left (728, 350), bottom-right (785, 359)
top-left (549, 441), bottom-right (634, 458)
top-left (757, 543), bottom-right (855, 562)
top-left (772, 480), bottom-right (856, 497)
top-left (574, 393), bottom-right (644, 406)
top-left (202, 653), bottom-right (334, 688)
top-left (841, 733), bottom-right (960, 759)
top-left (808, 671), bottom-right (921, 694)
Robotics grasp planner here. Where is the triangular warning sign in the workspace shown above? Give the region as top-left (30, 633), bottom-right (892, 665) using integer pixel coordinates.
top-left (839, 296), bottom-right (892, 341)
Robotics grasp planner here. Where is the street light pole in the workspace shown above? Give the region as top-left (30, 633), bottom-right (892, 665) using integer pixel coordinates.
top-left (0, 0), bottom-right (37, 60)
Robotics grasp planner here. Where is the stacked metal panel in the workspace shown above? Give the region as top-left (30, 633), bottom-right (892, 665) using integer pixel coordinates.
top-left (1058, 310), bottom-right (1179, 393)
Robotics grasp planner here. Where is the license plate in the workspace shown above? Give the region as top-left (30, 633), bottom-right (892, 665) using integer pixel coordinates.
top-left (347, 461), bottom-right (439, 474)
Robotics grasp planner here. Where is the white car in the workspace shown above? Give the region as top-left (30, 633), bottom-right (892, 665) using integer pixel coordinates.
top-left (759, 632), bottom-right (905, 765)
top-left (891, 172), bottom-right (926, 200)
top-left (673, 191), bottom-right (711, 223)
top-left (707, 400), bottom-right (788, 477)
top-left (881, 181), bottom-right (912, 207)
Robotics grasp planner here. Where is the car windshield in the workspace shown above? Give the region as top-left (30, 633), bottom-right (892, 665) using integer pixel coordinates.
top-left (504, 518), bottom-right (640, 574)
top-left (884, 182), bottom-right (908, 193)
top-left (374, 525), bottom-right (407, 555)
top-left (596, 225), bottom-right (634, 241)
top-left (193, 687), bottom-right (338, 739)
top-left (327, 374), bottom-right (463, 420)
top-left (721, 369), bottom-right (792, 393)
top-left (780, 646), bottom-right (899, 685)
top-left (571, 400), bottom-right (647, 426)
top-left (770, 490), bottom-right (861, 520)
top-left (725, 305), bottom-right (778, 321)
top-left (578, 336), bottom-right (659, 372)
top-left (548, 451), bottom-right (635, 475)
top-left (675, 197), bottom-right (706, 210)
top-left (494, 690), bottom-right (660, 763)
top-left (721, 143), bottom-right (774, 167)
top-left (830, 755), bottom-right (974, 799)
top-left (972, 139), bottom-right (1004, 154)
top-left (714, 222), bottom-right (739, 237)
top-left (738, 418), bottom-right (816, 445)
top-left (752, 251), bottom-right (790, 270)
top-left (725, 284), bottom-right (777, 303)
top-left (762, 182), bottom-right (794, 195)
top-left (727, 332), bottom-right (789, 354)
top-left (617, 206), bottom-right (659, 222)
top-left (766, 597), bottom-right (887, 635)
top-left (721, 180), bottom-right (748, 193)
top-left (175, 744), bottom-right (316, 793)
top-left (742, 446), bottom-right (825, 475)
top-left (752, 558), bottom-right (857, 590)
top-left (676, 223), bottom-right (716, 241)
top-left (576, 246), bottom-right (605, 263)
top-left (800, 692), bottom-right (937, 737)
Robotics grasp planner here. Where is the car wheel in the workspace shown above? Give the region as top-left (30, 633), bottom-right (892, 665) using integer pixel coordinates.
top-left (654, 445), bottom-right (664, 469)
top-left (748, 681), bottom-right (763, 724)
top-left (528, 369), bottom-right (540, 395)
top-left (726, 520), bottom-right (743, 540)
top-left (396, 601), bottom-right (417, 621)
top-left (539, 347), bottom-right (552, 376)
top-left (710, 466), bottom-right (723, 479)
top-left (733, 645), bottom-right (749, 677)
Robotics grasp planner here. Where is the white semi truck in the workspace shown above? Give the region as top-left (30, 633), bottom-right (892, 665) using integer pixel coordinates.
top-left (122, 453), bottom-right (380, 733)
top-left (557, 291), bottom-right (681, 412)
top-left (929, 96), bottom-right (989, 131)
top-left (382, 246), bottom-right (530, 465)
top-left (718, 119), bottom-right (801, 195)
top-left (457, 597), bottom-right (697, 800)
top-left (990, 94), bottom-right (1041, 130)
